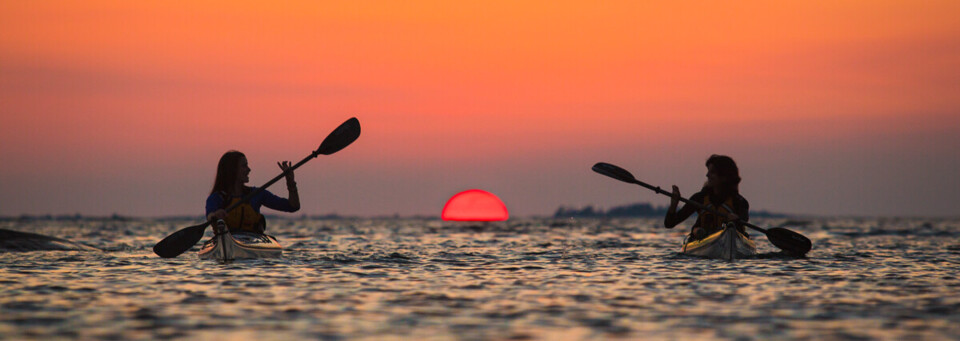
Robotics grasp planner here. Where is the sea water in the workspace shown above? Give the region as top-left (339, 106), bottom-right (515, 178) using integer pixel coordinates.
top-left (1, 217), bottom-right (958, 340)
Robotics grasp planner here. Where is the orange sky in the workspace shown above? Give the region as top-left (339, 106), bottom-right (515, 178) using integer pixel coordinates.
top-left (1, 1), bottom-right (958, 216)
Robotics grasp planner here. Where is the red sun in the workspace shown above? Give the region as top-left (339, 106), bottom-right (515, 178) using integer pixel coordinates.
top-left (441, 189), bottom-right (509, 221)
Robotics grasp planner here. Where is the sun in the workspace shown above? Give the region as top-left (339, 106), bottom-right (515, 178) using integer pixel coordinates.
top-left (441, 189), bottom-right (509, 221)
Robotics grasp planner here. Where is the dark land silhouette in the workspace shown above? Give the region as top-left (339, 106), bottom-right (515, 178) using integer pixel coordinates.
top-left (0, 228), bottom-right (100, 252)
top-left (554, 202), bottom-right (788, 219)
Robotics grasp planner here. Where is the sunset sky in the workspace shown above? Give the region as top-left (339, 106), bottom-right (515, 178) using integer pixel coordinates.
top-left (1, 1), bottom-right (958, 217)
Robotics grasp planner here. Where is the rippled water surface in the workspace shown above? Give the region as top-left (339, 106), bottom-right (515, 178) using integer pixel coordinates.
top-left (2, 217), bottom-right (959, 340)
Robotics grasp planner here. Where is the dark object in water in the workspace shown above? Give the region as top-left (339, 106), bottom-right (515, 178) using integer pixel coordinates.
top-left (0, 229), bottom-right (100, 252)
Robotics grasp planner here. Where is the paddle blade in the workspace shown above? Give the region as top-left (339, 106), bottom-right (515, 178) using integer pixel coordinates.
top-left (765, 227), bottom-right (813, 257)
top-left (152, 222), bottom-right (209, 258)
top-left (592, 162), bottom-right (639, 184)
top-left (316, 117), bottom-right (361, 155)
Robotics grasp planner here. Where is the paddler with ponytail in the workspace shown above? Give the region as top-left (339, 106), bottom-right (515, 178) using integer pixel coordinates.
top-left (664, 155), bottom-right (749, 240)
top-left (206, 151), bottom-right (300, 233)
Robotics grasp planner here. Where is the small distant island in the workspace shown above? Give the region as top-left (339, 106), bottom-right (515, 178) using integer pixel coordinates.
top-left (553, 202), bottom-right (787, 218)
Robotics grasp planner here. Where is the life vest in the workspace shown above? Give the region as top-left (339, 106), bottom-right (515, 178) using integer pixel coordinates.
top-left (696, 193), bottom-right (741, 236)
top-left (220, 192), bottom-right (266, 233)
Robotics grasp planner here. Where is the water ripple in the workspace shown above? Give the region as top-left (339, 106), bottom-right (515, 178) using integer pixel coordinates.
top-left (1, 217), bottom-right (959, 340)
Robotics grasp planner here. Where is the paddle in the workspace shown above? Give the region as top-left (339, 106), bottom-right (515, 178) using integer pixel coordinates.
top-left (152, 117), bottom-right (361, 258)
top-left (591, 162), bottom-right (812, 256)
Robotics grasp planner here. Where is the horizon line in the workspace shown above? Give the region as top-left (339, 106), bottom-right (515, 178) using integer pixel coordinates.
top-left (3, 213), bottom-right (958, 221)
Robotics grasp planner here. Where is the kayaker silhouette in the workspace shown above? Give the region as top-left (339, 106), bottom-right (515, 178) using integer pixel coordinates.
top-left (664, 155), bottom-right (749, 241)
top-left (206, 151), bottom-right (301, 233)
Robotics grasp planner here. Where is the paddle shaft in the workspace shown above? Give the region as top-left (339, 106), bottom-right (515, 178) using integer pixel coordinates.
top-left (626, 178), bottom-right (769, 234)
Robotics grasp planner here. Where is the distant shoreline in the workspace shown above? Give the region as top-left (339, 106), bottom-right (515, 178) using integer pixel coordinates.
top-left (553, 202), bottom-right (789, 219)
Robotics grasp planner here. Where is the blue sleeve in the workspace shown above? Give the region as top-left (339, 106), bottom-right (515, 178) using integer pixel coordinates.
top-left (257, 188), bottom-right (298, 213)
top-left (206, 192), bottom-right (224, 216)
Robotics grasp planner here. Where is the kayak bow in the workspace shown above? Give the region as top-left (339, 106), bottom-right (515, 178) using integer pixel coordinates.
top-left (198, 229), bottom-right (282, 261)
top-left (682, 224), bottom-right (757, 261)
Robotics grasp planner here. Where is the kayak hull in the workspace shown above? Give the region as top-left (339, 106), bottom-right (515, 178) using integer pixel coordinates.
top-left (682, 224), bottom-right (757, 261)
top-left (198, 230), bottom-right (282, 261)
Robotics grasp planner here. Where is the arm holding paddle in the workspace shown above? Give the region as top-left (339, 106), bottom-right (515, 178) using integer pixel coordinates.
top-left (664, 186), bottom-right (698, 228)
top-left (666, 187), bottom-right (740, 239)
top-left (206, 193), bottom-right (228, 221)
top-left (279, 161), bottom-right (300, 211)
top-left (207, 210), bottom-right (227, 222)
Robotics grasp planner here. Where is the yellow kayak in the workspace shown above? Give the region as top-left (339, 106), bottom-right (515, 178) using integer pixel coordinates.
top-left (681, 224), bottom-right (757, 261)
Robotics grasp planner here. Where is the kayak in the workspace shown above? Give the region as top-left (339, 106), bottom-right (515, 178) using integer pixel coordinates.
top-left (681, 224), bottom-right (757, 261)
top-left (198, 230), bottom-right (282, 261)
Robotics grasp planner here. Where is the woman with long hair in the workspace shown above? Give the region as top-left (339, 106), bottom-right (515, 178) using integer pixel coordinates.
top-left (205, 151), bottom-right (300, 233)
top-left (663, 155), bottom-right (749, 240)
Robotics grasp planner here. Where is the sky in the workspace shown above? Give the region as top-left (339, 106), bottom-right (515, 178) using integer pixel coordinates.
top-left (1, 1), bottom-right (958, 218)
